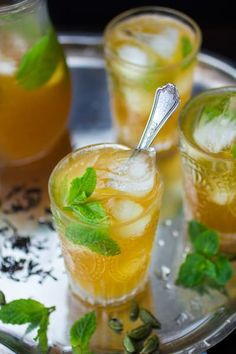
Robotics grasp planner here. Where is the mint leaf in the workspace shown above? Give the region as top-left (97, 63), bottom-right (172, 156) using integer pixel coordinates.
top-left (34, 311), bottom-right (50, 354)
top-left (67, 167), bottom-right (97, 204)
top-left (181, 36), bottom-right (193, 57)
top-left (68, 201), bottom-right (109, 225)
top-left (214, 255), bottom-right (233, 285)
top-left (231, 144), bottom-right (236, 158)
top-left (201, 98), bottom-right (228, 122)
top-left (16, 28), bottom-right (62, 90)
top-left (65, 223), bottom-right (120, 256)
top-left (0, 299), bottom-right (55, 353)
top-left (188, 220), bottom-right (207, 244)
top-left (177, 253), bottom-right (207, 287)
top-left (70, 311), bottom-right (96, 354)
top-left (192, 229), bottom-right (219, 256)
top-left (0, 299), bottom-right (45, 324)
top-left (0, 291), bottom-right (6, 306)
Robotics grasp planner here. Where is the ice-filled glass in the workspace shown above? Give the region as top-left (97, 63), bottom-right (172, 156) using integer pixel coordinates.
top-left (0, 0), bottom-right (71, 165)
top-left (104, 7), bottom-right (201, 154)
top-left (179, 87), bottom-right (236, 252)
top-left (49, 143), bottom-right (163, 305)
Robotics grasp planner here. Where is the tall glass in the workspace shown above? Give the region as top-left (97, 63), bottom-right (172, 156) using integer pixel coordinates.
top-left (49, 143), bottom-right (163, 305)
top-left (0, 0), bottom-right (71, 165)
top-left (104, 7), bottom-right (201, 155)
top-left (179, 87), bottom-right (236, 253)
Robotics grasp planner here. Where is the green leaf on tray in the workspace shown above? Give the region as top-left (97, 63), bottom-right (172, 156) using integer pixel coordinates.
top-left (70, 311), bottom-right (96, 354)
top-left (16, 28), bottom-right (62, 90)
top-left (214, 255), bottom-right (233, 285)
top-left (0, 291), bottom-right (6, 306)
top-left (65, 223), bottom-right (120, 256)
top-left (177, 220), bottom-right (233, 289)
top-left (0, 298), bottom-right (55, 353)
top-left (192, 229), bottom-right (219, 256)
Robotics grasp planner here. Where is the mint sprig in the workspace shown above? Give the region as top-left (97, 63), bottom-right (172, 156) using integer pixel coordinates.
top-left (16, 28), bottom-right (62, 90)
top-left (0, 298), bottom-right (55, 353)
top-left (64, 167), bottom-right (120, 256)
top-left (181, 36), bottom-right (193, 58)
top-left (231, 144), bottom-right (236, 158)
top-left (70, 311), bottom-right (96, 354)
top-left (177, 220), bottom-right (233, 289)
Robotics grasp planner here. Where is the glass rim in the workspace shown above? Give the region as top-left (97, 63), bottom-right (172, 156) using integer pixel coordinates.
top-left (49, 142), bottom-right (162, 228)
top-left (104, 6), bottom-right (202, 72)
top-left (0, 0), bottom-right (40, 14)
top-left (179, 86), bottom-right (236, 163)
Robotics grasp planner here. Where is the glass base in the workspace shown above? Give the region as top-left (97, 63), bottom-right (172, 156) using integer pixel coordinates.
top-left (68, 274), bottom-right (148, 307)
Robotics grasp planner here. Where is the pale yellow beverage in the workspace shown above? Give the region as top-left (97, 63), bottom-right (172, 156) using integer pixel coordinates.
top-left (49, 143), bottom-right (163, 305)
top-left (104, 7), bottom-right (201, 154)
top-left (179, 87), bottom-right (236, 252)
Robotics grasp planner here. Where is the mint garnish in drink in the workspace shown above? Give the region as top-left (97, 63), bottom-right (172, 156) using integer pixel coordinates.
top-left (177, 220), bottom-right (233, 289)
top-left (231, 144), bottom-right (236, 158)
top-left (0, 297), bottom-right (55, 353)
top-left (16, 28), bottom-right (62, 90)
top-left (181, 36), bottom-right (193, 58)
top-left (70, 311), bottom-right (96, 354)
top-left (64, 167), bottom-right (121, 256)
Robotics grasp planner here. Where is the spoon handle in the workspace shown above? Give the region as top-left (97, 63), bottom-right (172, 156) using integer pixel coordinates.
top-left (136, 83), bottom-right (180, 150)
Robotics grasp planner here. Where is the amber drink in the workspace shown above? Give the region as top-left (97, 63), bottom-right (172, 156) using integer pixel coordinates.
top-left (0, 0), bottom-right (71, 165)
top-left (104, 7), bottom-right (201, 154)
top-left (49, 143), bottom-right (163, 305)
top-left (179, 87), bottom-right (236, 252)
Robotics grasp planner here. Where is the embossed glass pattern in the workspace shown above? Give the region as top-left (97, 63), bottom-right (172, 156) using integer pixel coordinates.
top-left (49, 143), bottom-right (163, 305)
top-left (179, 87), bottom-right (236, 253)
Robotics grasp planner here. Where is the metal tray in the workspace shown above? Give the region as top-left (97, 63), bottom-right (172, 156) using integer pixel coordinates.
top-left (1, 35), bottom-right (236, 354)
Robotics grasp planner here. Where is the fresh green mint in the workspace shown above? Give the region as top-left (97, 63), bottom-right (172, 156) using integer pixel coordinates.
top-left (181, 36), bottom-right (193, 58)
top-left (177, 220), bottom-right (233, 289)
top-left (70, 311), bottom-right (96, 354)
top-left (0, 291), bottom-right (6, 306)
top-left (64, 167), bottom-right (120, 256)
top-left (65, 223), bottom-right (120, 256)
top-left (0, 298), bottom-right (55, 353)
top-left (231, 144), bottom-right (236, 158)
top-left (16, 28), bottom-right (62, 90)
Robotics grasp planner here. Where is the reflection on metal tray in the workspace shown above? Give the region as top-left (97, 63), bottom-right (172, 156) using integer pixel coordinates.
top-left (0, 35), bottom-right (236, 354)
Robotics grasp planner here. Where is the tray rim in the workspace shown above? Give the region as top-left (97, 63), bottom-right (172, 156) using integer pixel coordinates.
top-left (1, 34), bottom-right (236, 354)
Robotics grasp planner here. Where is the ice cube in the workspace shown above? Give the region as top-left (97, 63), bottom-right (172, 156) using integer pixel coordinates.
top-left (122, 87), bottom-right (153, 115)
top-left (0, 60), bottom-right (16, 75)
top-left (109, 199), bottom-right (143, 222)
top-left (119, 214), bottom-right (151, 238)
top-left (117, 44), bottom-right (151, 66)
top-left (194, 115), bottom-right (236, 153)
top-left (136, 28), bottom-right (179, 60)
top-left (112, 44), bottom-right (153, 82)
top-left (108, 152), bottom-right (155, 197)
top-left (209, 186), bottom-right (234, 205)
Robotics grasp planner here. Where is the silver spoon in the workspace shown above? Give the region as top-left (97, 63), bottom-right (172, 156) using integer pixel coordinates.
top-left (136, 83), bottom-right (180, 151)
top-left (0, 84), bottom-right (180, 354)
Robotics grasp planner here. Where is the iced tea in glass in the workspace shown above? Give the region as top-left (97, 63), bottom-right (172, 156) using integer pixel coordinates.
top-left (0, 0), bottom-right (71, 164)
top-left (179, 87), bottom-right (236, 252)
top-left (104, 7), bottom-right (201, 154)
top-left (49, 143), bottom-right (163, 305)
